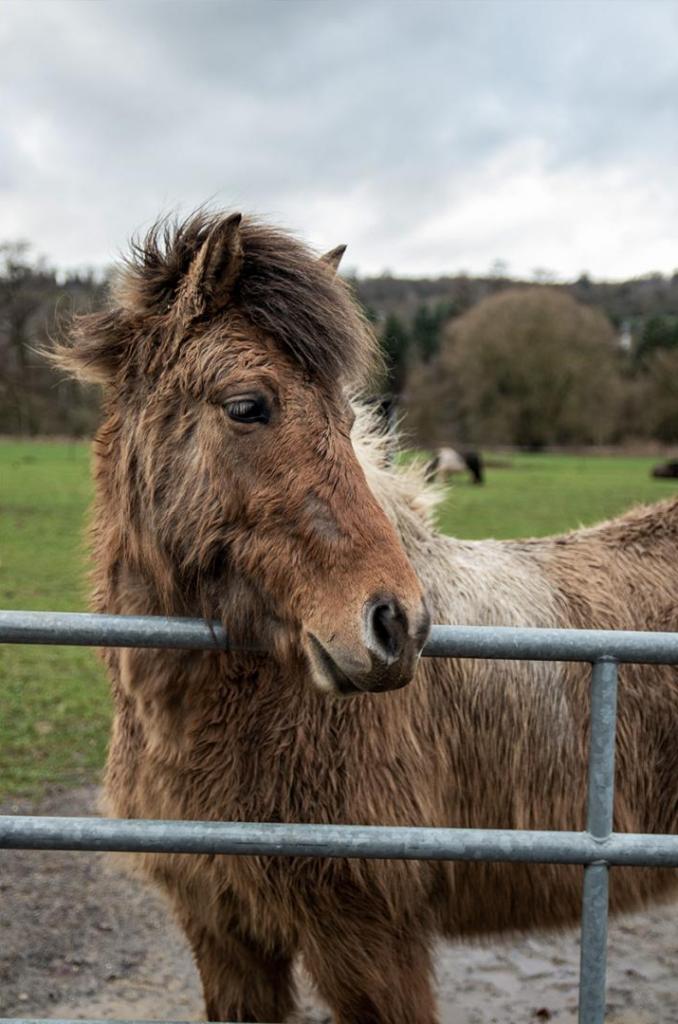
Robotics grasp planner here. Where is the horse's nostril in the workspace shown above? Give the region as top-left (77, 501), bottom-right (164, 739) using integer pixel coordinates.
top-left (366, 596), bottom-right (408, 663)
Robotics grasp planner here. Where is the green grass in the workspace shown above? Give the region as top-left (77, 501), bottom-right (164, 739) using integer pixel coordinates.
top-left (1, 440), bottom-right (677, 798)
top-left (434, 452), bottom-right (678, 540)
top-left (0, 440), bottom-right (110, 798)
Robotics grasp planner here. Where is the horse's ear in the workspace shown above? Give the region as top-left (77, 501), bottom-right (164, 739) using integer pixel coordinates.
top-left (320, 244), bottom-right (346, 276)
top-left (183, 212), bottom-right (244, 314)
top-left (50, 309), bottom-right (132, 386)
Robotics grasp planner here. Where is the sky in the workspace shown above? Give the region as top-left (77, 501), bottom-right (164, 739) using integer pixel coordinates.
top-left (1, 0), bottom-right (677, 280)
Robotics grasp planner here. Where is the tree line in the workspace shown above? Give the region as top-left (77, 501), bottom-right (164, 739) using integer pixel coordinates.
top-left (1, 241), bottom-right (677, 445)
top-left (0, 243), bottom-right (104, 436)
top-left (361, 285), bottom-right (678, 448)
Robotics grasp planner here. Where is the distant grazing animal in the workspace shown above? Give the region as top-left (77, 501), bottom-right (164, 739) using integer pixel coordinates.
top-left (426, 445), bottom-right (484, 484)
top-left (652, 459), bottom-right (678, 479)
top-left (57, 211), bottom-right (678, 1024)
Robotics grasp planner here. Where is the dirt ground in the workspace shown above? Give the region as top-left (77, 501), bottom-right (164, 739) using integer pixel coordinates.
top-left (1, 786), bottom-right (676, 1024)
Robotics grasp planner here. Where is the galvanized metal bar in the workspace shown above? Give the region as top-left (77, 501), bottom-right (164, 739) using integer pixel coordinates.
top-left (3, 610), bottom-right (678, 664)
top-left (426, 624), bottom-right (678, 664)
top-left (580, 864), bottom-right (610, 1024)
top-left (2, 815), bottom-right (677, 866)
top-left (578, 659), bottom-right (619, 1024)
top-left (585, 660), bottom-right (619, 841)
top-left (0, 610), bottom-right (230, 651)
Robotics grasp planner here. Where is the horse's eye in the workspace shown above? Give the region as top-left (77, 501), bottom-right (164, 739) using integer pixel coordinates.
top-left (225, 397), bottom-right (270, 424)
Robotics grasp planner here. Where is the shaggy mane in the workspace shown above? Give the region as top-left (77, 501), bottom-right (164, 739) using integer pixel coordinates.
top-left (351, 403), bottom-right (444, 536)
top-left (116, 211), bottom-right (380, 387)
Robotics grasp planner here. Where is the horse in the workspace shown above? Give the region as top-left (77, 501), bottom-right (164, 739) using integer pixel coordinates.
top-left (56, 211), bottom-right (678, 1024)
top-left (652, 459), bottom-right (678, 479)
top-left (425, 445), bottom-right (484, 484)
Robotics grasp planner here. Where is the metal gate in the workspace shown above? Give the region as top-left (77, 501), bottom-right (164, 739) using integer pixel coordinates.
top-left (2, 609), bottom-right (678, 1024)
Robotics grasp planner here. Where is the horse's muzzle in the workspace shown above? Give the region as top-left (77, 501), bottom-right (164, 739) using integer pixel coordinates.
top-left (307, 596), bottom-right (431, 695)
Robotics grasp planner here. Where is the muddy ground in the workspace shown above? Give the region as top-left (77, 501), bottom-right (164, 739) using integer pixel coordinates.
top-left (1, 786), bottom-right (676, 1024)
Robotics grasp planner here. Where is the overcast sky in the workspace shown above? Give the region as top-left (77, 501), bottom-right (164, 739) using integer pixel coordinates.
top-left (1, 0), bottom-right (677, 280)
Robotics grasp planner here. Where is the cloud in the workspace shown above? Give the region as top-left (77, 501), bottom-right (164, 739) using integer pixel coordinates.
top-left (0, 0), bottom-right (676, 277)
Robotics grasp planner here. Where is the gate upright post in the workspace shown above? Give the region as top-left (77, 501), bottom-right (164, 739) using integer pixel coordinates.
top-left (578, 658), bottom-right (619, 1024)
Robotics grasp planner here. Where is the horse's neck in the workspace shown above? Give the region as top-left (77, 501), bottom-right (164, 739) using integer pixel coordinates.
top-left (394, 510), bottom-right (565, 631)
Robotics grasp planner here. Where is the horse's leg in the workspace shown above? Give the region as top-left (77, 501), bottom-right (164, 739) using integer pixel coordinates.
top-left (303, 923), bottom-right (438, 1024)
top-left (185, 922), bottom-right (297, 1022)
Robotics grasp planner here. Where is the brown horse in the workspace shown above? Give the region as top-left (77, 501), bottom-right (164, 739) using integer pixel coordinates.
top-left (56, 211), bottom-right (678, 1024)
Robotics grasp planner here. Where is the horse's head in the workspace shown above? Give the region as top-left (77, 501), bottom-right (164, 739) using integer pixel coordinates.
top-left (57, 212), bottom-right (430, 695)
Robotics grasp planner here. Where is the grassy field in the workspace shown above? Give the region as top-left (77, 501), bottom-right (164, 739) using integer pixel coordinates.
top-left (0, 441), bottom-right (110, 798)
top-left (434, 451), bottom-right (678, 539)
top-left (1, 439), bottom-right (677, 798)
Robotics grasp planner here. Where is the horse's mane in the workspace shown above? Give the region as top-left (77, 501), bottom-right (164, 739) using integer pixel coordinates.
top-left (351, 403), bottom-right (444, 545)
top-left (115, 210), bottom-right (380, 388)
